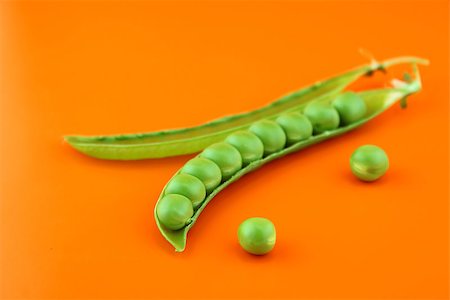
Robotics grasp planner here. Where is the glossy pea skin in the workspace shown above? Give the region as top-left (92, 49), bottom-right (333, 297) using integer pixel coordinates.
top-left (156, 194), bottom-right (194, 230)
top-left (225, 131), bottom-right (264, 165)
top-left (303, 102), bottom-right (340, 134)
top-left (333, 92), bottom-right (367, 125)
top-left (249, 120), bottom-right (286, 156)
top-left (200, 142), bottom-right (242, 181)
top-left (238, 217), bottom-right (276, 255)
top-left (164, 173), bottom-right (206, 209)
top-left (276, 112), bottom-right (313, 145)
top-left (350, 145), bottom-right (389, 182)
top-left (180, 157), bottom-right (222, 194)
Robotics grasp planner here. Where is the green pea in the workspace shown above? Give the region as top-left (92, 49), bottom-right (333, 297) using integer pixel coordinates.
top-left (303, 102), bottom-right (340, 134)
top-left (165, 173), bottom-right (206, 209)
top-left (276, 112), bottom-right (313, 145)
top-left (350, 145), bottom-right (389, 182)
top-left (249, 120), bottom-right (286, 156)
top-left (180, 157), bottom-right (222, 194)
top-left (238, 217), bottom-right (276, 255)
top-left (156, 194), bottom-right (194, 230)
top-left (333, 92), bottom-right (367, 125)
top-left (200, 142), bottom-right (242, 181)
top-left (225, 131), bottom-right (264, 165)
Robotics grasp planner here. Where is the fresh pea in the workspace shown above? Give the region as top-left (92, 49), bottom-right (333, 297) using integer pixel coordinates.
top-left (238, 217), bottom-right (276, 255)
top-left (180, 157), bottom-right (222, 194)
top-left (164, 174), bottom-right (206, 209)
top-left (276, 112), bottom-right (313, 145)
top-left (200, 142), bottom-right (242, 181)
top-left (333, 92), bottom-right (367, 125)
top-left (249, 120), bottom-right (286, 156)
top-left (66, 57), bottom-right (428, 160)
top-left (225, 131), bottom-right (264, 165)
top-left (303, 102), bottom-right (340, 134)
top-left (350, 145), bottom-right (389, 181)
top-left (156, 194), bottom-right (194, 230)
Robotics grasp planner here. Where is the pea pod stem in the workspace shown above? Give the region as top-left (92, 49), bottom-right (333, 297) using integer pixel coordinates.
top-left (65, 56), bottom-right (428, 160)
top-left (155, 63), bottom-right (425, 252)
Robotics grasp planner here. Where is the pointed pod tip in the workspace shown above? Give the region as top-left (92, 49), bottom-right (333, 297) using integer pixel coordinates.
top-left (172, 239), bottom-right (187, 252)
top-left (64, 135), bottom-right (85, 145)
top-left (63, 135), bottom-right (73, 143)
top-left (172, 240), bottom-right (186, 252)
top-left (64, 136), bottom-right (80, 147)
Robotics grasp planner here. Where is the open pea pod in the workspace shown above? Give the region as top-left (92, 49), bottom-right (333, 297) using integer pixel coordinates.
top-left (155, 63), bottom-right (425, 252)
top-left (65, 56), bottom-right (427, 160)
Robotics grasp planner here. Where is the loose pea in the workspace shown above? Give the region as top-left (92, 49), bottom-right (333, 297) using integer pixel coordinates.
top-left (350, 145), bottom-right (389, 182)
top-left (303, 102), bottom-right (340, 134)
top-left (225, 131), bottom-right (264, 165)
top-left (156, 194), bottom-right (194, 230)
top-left (238, 217), bottom-right (276, 255)
top-left (333, 92), bottom-right (367, 125)
top-left (276, 112), bottom-right (313, 145)
top-left (200, 142), bottom-right (242, 181)
top-left (180, 157), bottom-right (222, 194)
top-left (249, 120), bottom-right (286, 156)
top-left (165, 173), bottom-right (206, 209)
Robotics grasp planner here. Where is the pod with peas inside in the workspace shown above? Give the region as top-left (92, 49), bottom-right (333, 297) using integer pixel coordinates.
top-left (154, 62), bottom-right (425, 252)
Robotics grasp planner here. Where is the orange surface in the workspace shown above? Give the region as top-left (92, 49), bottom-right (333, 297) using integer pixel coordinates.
top-left (0, 1), bottom-right (449, 299)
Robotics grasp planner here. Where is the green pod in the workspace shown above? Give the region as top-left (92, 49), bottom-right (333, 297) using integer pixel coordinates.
top-left (164, 174), bottom-right (206, 209)
top-left (350, 145), bottom-right (389, 181)
top-left (238, 217), bottom-right (276, 255)
top-left (249, 120), bottom-right (286, 156)
top-left (156, 194), bottom-right (194, 230)
top-left (200, 142), bottom-right (242, 181)
top-left (276, 112), bottom-right (313, 145)
top-left (333, 92), bottom-right (367, 125)
top-left (155, 62), bottom-right (426, 251)
top-left (303, 102), bottom-right (340, 134)
top-left (65, 57), bottom-right (429, 160)
top-left (180, 158), bottom-right (222, 194)
top-left (225, 131), bottom-right (264, 165)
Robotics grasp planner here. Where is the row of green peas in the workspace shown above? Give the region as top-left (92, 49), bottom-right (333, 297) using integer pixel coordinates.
top-left (156, 92), bottom-right (369, 231)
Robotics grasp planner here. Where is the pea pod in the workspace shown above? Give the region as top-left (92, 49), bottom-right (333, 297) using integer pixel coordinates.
top-left (155, 63), bottom-right (425, 252)
top-left (65, 56), bottom-right (427, 160)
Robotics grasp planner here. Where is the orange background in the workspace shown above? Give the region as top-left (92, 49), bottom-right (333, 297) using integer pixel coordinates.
top-left (1, 1), bottom-right (449, 299)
